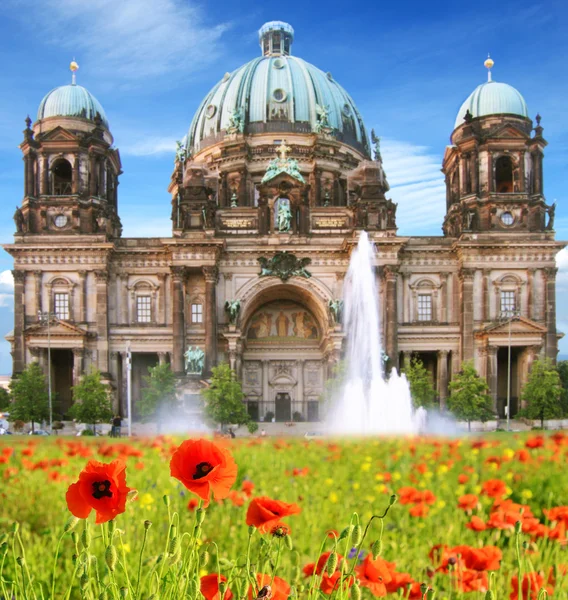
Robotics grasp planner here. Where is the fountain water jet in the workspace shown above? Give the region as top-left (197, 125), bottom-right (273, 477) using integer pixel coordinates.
top-left (328, 231), bottom-right (418, 435)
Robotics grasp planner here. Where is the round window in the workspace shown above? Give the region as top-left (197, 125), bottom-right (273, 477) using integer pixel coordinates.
top-left (500, 211), bottom-right (514, 226)
top-left (273, 58), bottom-right (285, 69)
top-left (272, 88), bottom-right (287, 103)
top-left (54, 215), bottom-right (68, 228)
top-left (205, 104), bottom-right (217, 119)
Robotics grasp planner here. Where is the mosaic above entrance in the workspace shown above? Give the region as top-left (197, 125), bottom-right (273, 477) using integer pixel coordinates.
top-left (246, 300), bottom-right (319, 343)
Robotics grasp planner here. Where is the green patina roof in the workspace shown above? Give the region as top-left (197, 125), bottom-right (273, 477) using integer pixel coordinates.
top-left (37, 83), bottom-right (109, 127)
top-left (454, 80), bottom-right (529, 129)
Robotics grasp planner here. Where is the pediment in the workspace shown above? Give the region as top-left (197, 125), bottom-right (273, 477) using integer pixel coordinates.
top-left (261, 171), bottom-right (306, 188)
top-left (25, 320), bottom-right (88, 338)
top-left (478, 316), bottom-right (547, 336)
top-left (486, 123), bottom-right (528, 140)
top-left (40, 126), bottom-right (79, 143)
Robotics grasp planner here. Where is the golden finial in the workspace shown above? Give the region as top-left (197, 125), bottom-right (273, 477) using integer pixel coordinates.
top-left (484, 54), bottom-right (494, 82)
top-left (70, 60), bottom-right (79, 84)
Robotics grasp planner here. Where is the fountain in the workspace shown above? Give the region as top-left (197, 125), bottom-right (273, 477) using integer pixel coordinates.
top-left (328, 231), bottom-right (418, 435)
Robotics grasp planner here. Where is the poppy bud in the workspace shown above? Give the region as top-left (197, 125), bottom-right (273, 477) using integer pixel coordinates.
top-left (420, 583), bottom-right (429, 596)
top-left (72, 554), bottom-right (78, 564)
top-left (351, 582), bottom-right (361, 600)
top-left (389, 494), bottom-right (397, 506)
top-left (196, 508), bottom-right (206, 526)
top-left (120, 587), bottom-right (128, 598)
top-left (81, 528), bottom-right (91, 549)
top-left (285, 534), bottom-right (293, 550)
top-left (0, 542), bottom-right (8, 557)
top-left (219, 558), bottom-right (235, 568)
top-left (105, 545), bottom-right (118, 571)
top-left (64, 516), bottom-right (80, 533)
top-left (448, 557), bottom-right (457, 566)
top-left (163, 495), bottom-right (170, 508)
top-left (169, 547), bottom-right (181, 566)
top-left (219, 581), bottom-right (227, 596)
top-left (80, 570), bottom-right (89, 590)
top-left (371, 539), bottom-right (382, 559)
top-left (72, 532), bottom-right (79, 546)
top-left (11, 522), bottom-right (19, 534)
top-left (426, 588), bottom-right (436, 600)
top-left (351, 525), bottom-right (362, 546)
top-left (168, 536), bottom-right (180, 557)
top-left (144, 520), bottom-right (152, 531)
top-left (16, 556), bottom-right (25, 567)
top-left (108, 520), bottom-right (116, 536)
top-left (522, 541), bottom-right (529, 550)
top-left (338, 526), bottom-right (351, 542)
top-left (514, 521), bottom-right (522, 534)
top-left (126, 490), bottom-right (138, 504)
top-left (326, 552), bottom-right (338, 576)
top-left (485, 591), bottom-right (495, 600)
top-left (249, 525), bottom-right (256, 536)
top-left (0, 533), bottom-right (7, 545)
top-left (292, 566), bottom-right (301, 581)
top-left (200, 550), bottom-right (210, 567)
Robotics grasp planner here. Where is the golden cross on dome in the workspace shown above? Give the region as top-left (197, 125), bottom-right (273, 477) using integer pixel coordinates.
top-left (277, 140), bottom-right (291, 160)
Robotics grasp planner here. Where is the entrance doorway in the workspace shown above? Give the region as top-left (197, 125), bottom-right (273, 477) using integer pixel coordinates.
top-left (51, 349), bottom-right (73, 416)
top-left (275, 392), bottom-right (291, 422)
top-left (497, 346), bottom-right (521, 418)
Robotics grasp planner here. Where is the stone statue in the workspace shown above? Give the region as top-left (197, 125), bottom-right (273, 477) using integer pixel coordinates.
top-left (13, 206), bottom-right (25, 233)
top-left (277, 201), bottom-right (292, 232)
top-left (546, 202), bottom-right (556, 231)
top-left (175, 140), bottom-right (187, 163)
top-left (184, 346), bottom-right (205, 375)
top-left (224, 300), bottom-right (241, 325)
top-left (371, 129), bottom-right (382, 161)
top-left (226, 108), bottom-right (244, 134)
top-left (202, 198), bottom-right (217, 229)
top-left (258, 252), bottom-right (311, 282)
top-left (315, 104), bottom-right (330, 132)
top-left (328, 299), bottom-right (344, 325)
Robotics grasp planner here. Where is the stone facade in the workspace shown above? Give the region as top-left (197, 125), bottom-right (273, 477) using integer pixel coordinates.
top-left (4, 26), bottom-right (565, 423)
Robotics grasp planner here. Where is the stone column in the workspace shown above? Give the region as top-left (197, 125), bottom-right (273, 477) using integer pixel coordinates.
top-left (171, 267), bottom-right (186, 375)
top-left (120, 351), bottom-right (128, 416)
top-left (12, 270), bottom-right (26, 374)
top-left (402, 272), bottom-right (410, 322)
top-left (487, 153), bottom-right (493, 193)
top-left (437, 350), bottom-right (449, 410)
top-left (77, 271), bottom-right (87, 323)
top-left (482, 270), bottom-right (490, 322)
top-left (486, 346), bottom-right (498, 411)
top-left (72, 348), bottom-right (84, 386)
top-left (262, 360), bottom-right (269, 405)
top-left (527, 268), bottom-right (535, 320)
top-left (471, 151), bottom-right (479, 195)
top-left (41, 154), bottom-right (49, 195)
top-left (34, 271), bottom-right (42, 317)
top-left (89, 153), bottom-right (97, 196)
top-left (297, 360), bottom-right (304, 411)
top-left (119, 275), bottom-right (129, 325)
top-left (440, 274), bottom-right (447, 323)
top-left (203, 266), bottom-right (218, 374)
top-left (228, 350), bottom-right (237, 372)
top-left (158, 273), bottom-right (167, 325)
top-left (544, 267), bottom-right (558, 360)
top-left (24, 154), bottom-right (34, 197)
top-left (403, 351), bottom-right (412, 369)
top-left (94, 270), bottom-right (110, 374)
top-left (444, 273), bottom-right (452, 323)
top-left (72, 155), bottom-right (80, 194)
top-left (460, 269), bottom-right (475, 362)
top-left (384, 265), bottom-right (399, 369)
top-left (158, 352), bottom-right (167, 366)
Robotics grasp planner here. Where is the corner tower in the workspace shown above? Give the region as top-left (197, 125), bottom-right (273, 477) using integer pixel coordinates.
top-left (17, 62), bottom-right (122, 239)
top-left (442, 57), bottom-right (552, 237)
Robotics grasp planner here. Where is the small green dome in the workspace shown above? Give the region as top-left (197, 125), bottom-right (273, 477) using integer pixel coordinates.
top-left (37, 84), bottom-right (109, 127)
top-left (187, 22), bottom-right (370, 156)
top-left (454, 80), bottom-right (529, 129)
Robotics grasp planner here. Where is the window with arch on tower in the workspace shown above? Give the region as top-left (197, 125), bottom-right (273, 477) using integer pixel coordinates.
top-left (495, 156), bottom-right (514, 193)
top-left (51, 158), bottom-right (73, 195)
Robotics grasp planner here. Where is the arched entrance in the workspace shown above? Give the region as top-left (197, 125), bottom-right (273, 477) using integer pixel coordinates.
top-left (240, 285), bottom-right (333, 422)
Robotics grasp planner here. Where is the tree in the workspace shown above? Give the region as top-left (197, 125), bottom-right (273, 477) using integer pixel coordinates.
top-left (555, 360), bottom-right (568, 416)
top-left (402, 357), bottom-right (437, 409)
top-left (0, 387), bottom-right (10, 411)
top-left (447, 362), bottom-right (494, 431)
top-left (138, 363), bottom-right (178, 429)
top-left (9, 362), bottom-right (49, 432)
top-left (69, 368), bottom-right (113, 434)
top-left (520, 358), bottom-right (563, 428)
top-left (202, 363), bottom-right (255, 433)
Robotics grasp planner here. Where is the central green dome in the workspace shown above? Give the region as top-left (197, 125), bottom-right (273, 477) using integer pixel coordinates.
top-left (37, 83), bottom-right (109, 127)
top-left (187, 22), bottom-right (370, 156)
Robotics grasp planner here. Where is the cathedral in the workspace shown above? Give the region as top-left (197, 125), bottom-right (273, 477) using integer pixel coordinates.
top-left (4, 21), bottom-right (564, 423)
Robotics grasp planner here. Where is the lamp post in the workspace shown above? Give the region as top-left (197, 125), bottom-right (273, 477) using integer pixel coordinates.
top-left (126, 343), bottom-right (132, 437)
top-left (499, 309), bottom-right (521, 431)
top-left (37, 311), bottom-right (56, 433)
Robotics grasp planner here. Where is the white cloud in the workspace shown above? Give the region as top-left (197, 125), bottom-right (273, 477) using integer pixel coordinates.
top-left (556, 248), bottom-right (568, 289)
top-left (380, 138), bottom-right (446, 235)
top-left (10, 0), bottom-right (230, 84)
top-left (120, 136), bottom-right (178, 157)
top-left (0, 271), bottom-right (14, 288)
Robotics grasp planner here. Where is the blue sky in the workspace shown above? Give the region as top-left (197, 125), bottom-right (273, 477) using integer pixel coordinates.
top-left (0, 0), bottom-right (567, 373)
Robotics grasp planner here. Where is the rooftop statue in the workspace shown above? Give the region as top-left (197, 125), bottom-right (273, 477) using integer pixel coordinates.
top-left (371, 129), bottom-right (382, 161)
top-left (328, 299), bottom-right (344, 325)
top-left (175, 140), bottom-right (187, 163)
top-left (226, 108), bottom-right (244, 134)
top-left (315, 103), bottom-right (331, 133)
top-left (184, 346), bottom-right (205, 375)
top-left (224, 300), bottom-right (241, 325)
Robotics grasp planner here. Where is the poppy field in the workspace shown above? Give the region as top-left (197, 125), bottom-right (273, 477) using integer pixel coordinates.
top-left (0, 432), bottom-right (567, 600)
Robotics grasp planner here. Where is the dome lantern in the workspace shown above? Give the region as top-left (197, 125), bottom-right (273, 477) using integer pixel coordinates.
top-left (259, 21), bottom-right (294, 56)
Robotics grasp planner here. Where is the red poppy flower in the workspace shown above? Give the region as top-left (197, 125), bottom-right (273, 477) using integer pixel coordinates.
top-left (409, 503), bottom-right (429, 518)
top-left (510, 572), bottom-right (552, 600)
top-left (246, 496), bottom-right (301, 533)
top-left (170, 439), bottom-right (237, 506)
top-left (248, 574), bottom-right (290, 600)
top-left (452, 569), bottom-right (488, 593)
top-left (241, 480), bottom-right (255, 497)
top-left (355, 555), bottom-right (393, 597)
top-left (66, 459), bottom-right (132, 524)
top-left (458, 474), bottom-right (469, 484)
top-left (201, 574), bottom-right (233, 600)
top-left (481, 479), bottom-right (507, 499)
top-left (458, 494), bottom-right (479, 511)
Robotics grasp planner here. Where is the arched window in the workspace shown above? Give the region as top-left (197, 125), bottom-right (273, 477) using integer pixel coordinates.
top-left (52, 158), bottom-right (73, 195)
top-left (495, 156), bottom-right (513, 193)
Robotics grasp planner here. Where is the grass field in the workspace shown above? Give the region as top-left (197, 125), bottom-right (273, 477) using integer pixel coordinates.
top-left (0, 432), bottom-right (567, 599)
